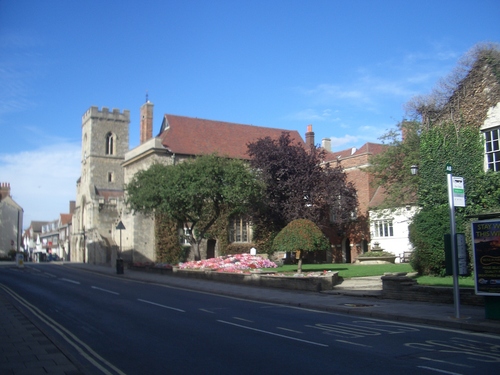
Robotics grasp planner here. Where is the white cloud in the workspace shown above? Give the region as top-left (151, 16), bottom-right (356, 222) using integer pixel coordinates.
top-left (329, 135), bottom-right (359, 149)
top-left (286, 108), bottom-right (339, 122)
top-left (303, 84), bottom-right (369, 104)
top-left (0, 142), bottom-right (81, 228)
top-left (0, 31), bottom-right (45, 121)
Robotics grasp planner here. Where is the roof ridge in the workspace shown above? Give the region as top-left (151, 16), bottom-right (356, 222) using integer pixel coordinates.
top-left (164, 113), bottom-right (293, 132)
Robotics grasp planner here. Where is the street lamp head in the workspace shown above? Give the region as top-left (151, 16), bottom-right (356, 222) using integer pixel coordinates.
top-left (410, 165), bottom-right (419, 175)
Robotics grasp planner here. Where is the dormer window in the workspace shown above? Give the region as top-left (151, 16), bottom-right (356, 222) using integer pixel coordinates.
top-left (105, 132), bottom-right (115, 155)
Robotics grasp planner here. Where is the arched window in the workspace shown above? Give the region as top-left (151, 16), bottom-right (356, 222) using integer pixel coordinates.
top-left (105, 132), bottom-right (114, 155)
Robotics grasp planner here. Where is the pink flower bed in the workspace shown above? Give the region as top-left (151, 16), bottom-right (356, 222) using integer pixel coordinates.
top-left (178, 253), bottom-right (277, 273)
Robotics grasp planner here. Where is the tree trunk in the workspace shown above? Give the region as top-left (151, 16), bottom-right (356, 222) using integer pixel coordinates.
top-left (194, 241), bottom-right (201, 260)
top-left (296, 250), bottom-right (303, 273)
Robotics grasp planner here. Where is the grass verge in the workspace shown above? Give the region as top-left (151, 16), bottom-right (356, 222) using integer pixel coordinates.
top-left (265, 263), bottom-right (476, 288)
top-left (266, 263), bottom-right (413, 278)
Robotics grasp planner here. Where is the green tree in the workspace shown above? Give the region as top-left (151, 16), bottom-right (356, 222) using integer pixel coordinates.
top-left (368, 120), bottom-right (421, 208)
top-left (247, 132), bottom-right (357, 248)
top-left (125, 154), bottom-right (263, 260)
top-left (272, 219), bottom-right (329, 273)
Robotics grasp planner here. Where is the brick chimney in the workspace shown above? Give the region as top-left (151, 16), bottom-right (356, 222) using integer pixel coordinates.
top-left (140, 99), bottom-right (154, 144)
top-left (0, 182), bottom-right (11, 201)
top-left (305, 124), bottom-right (315, 148)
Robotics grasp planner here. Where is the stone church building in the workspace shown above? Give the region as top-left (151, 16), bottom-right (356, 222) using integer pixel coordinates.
top-left (71, 101), bottom-right (305, 265)
top-left (71, 100), bottom-right (397, 266)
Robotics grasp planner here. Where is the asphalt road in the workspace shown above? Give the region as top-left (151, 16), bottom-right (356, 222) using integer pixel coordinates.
top-left (1, 264), bottom-right (499, 375)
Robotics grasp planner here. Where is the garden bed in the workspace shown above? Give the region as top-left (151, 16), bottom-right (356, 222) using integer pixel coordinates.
top-left (355, 256), bottom-right (396, 264)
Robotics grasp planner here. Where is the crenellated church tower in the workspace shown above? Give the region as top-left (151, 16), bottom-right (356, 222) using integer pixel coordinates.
top-left (72, 107), bottom-right (130, 264)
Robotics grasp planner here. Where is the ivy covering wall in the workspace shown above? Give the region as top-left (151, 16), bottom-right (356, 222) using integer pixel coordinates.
top-left (154, 213), bottom-right (187, 264)
top-left (410, 121), bottom-right (500, 275)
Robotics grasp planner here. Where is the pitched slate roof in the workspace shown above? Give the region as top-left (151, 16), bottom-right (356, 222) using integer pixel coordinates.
top-left (158, 114), bottom-right (305, 160)
top-left (368, 185), bottom-right (388, 208)
top-left (29, 221), bottom-right (49, 233)
top-left (94, 187), bottom-right (124, 200)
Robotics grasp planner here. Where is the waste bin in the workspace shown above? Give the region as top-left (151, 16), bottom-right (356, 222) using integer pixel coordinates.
top-left (116, 258), bottom-right (124, 274)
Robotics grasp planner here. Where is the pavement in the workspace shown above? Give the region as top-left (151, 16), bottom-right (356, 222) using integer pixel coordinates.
top-left (1, 261), bottom-right (500, 374)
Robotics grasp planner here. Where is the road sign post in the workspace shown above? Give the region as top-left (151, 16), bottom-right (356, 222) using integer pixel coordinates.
top-left (446, 164), bottom-right (465, 319)
top-left (115, 221), bottom-right (126, 274)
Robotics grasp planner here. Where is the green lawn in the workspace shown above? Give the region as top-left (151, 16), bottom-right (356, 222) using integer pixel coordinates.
top-left (414, 275), bottom-right (475, 288)
top-left (268, 263), bottom-right (413, 278)
top-left (266, 262), bottom-right (476, 288)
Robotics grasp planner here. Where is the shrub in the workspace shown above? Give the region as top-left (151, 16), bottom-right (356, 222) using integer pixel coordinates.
top-left (409, 205), bottom-right (449, 275)
top-left (273, 219), bottom-right (329, 252)
top-left (272, 219), bottom-right (329, 272)
top-left (358, 251), bottom-right (395, 257)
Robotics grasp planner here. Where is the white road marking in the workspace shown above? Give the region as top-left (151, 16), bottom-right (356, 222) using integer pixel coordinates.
top-left (199, 308), bottom-right (215, 314)
top-left (91, 286), bottom-right (119, 295)
top-left (138, 299), bottom-right (185, 312)
top-left (218, 320), bottom-right (328, 347)
top-left (335, 339), bottom-right (372, 347)
top-left (277, 327), bottom-right (303, 334)
top-left (419, 357), bottom-right (473, 368)
top-left (60, 278), bottom-right (80, 285)
top-left (233, 317), bottom-right (253, 323)
top-left (0, 284), bottom-right (125, 375)
top-left (417, 366), bottom-right (463, 375)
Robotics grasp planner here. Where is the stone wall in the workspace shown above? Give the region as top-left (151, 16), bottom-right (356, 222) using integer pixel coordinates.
top-left (381, 275), bottom-right (484, 306)
top-left (172, 268), bottom-right (339, 292)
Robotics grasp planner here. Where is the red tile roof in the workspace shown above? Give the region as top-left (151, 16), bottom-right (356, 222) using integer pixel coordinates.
top-left (158, 114), bottom-right (305, 159)
top-left (60, 214), bottom-right (72, 226)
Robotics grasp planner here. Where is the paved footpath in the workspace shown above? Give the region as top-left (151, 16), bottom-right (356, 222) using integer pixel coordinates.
top-left (0, 287), bottom-right (84, 374)
top-left (1, 261), bottom-right (500, 374)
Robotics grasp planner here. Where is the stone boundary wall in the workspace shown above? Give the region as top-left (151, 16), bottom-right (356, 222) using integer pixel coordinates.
top-left (128, 266), bottom-right (485, 305)
top-left (172, 268), bottom-right (338, 292)
top-left (382, 275), bottom-right (484, 306)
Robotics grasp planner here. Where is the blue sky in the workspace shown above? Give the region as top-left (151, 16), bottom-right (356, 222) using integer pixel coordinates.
top-left (1, 0), bottom-right (499, 228)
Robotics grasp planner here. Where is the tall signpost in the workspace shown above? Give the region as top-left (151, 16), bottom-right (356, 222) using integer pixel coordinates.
top-left (446, 164), bottom-right (465, 319)
top-left (116, 221), bottom-right (125, 274)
